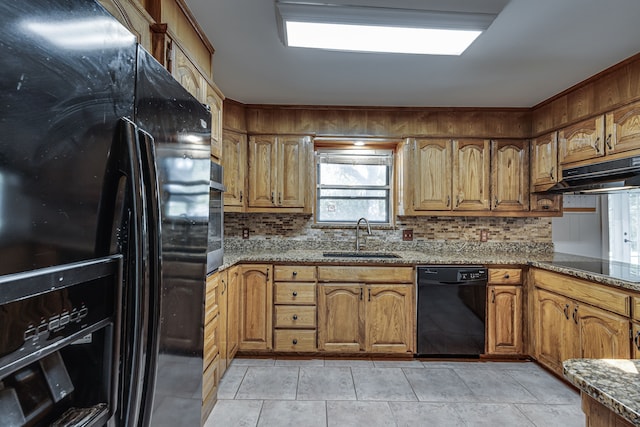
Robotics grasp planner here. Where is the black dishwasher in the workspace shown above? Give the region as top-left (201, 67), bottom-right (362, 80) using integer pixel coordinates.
top-left (416, 266), bottom-right (488, 357)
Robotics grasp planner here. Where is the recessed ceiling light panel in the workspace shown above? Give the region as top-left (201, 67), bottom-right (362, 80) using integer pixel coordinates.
top-left (275, 1), bottom-right (497, 55)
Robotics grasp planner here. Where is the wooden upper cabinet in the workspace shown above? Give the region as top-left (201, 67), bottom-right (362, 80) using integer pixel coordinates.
top-left (531, 131), bottom-right (559, 192)
top-left (491, 140), bottom-right (529, 211)
top-left (248, 135), bottom-right (309, 211)
top-left (172, 43), bottom-right (205, 102)
top-left (605, 102), bottom-right (640, 155)
top-left (222, 130), bottom-right (246, 210)
top-left (452, 139), bottom-right (490, 211)
top-left (559, 115), bottom-right (605, 165)
top-left (98, 0), bottom-right (154, 51)
top-left (206, 83), bottom-right (224, 160)
top-left (412, 139), bottom-right (452, 211)
top-left (248, 135), bottom-right (277, 208)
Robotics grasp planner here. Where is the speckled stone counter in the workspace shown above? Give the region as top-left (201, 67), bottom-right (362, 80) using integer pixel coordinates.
top-left (564, 359), bottom-right (640, 426)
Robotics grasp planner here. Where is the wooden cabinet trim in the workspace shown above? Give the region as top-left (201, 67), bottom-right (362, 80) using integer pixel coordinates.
top-left (318, 266), bottom-right (414, 283)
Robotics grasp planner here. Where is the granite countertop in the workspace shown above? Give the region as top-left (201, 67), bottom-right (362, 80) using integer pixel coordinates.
top-left (221, 247), bottom-right (640, 292)
top-left (564, 359), bottom-right (640, 426)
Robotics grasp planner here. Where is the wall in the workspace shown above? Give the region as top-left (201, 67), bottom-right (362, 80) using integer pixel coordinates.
top-left (225, 212), bottom-right (553, 253)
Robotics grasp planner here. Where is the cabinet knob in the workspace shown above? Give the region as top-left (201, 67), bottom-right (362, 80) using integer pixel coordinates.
top-left (292, 339), bottom-right (298, 345)
top-left (292, 314), bottom-right (298, 320)
top-left (292, 291), bottom-right (298, 297)
top-left (504, 274), bottom-right (510, 279)
top-left (292, 271), bottom-right (298, 276)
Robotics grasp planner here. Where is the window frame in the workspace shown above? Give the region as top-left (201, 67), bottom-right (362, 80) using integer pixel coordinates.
top-left (315, 147), bottom-right (394, 225)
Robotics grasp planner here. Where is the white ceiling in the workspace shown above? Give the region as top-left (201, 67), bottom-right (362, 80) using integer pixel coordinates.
top-left (184, 0), bottom-right (640, 108)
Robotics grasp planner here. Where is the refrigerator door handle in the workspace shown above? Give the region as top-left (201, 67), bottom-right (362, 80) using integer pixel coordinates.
top-left (136, 128), bottom-right (162, 427)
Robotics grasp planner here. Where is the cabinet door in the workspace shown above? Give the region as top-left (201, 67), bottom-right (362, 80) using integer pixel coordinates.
top-left (491, 140), bottom-right (529, 211)
top-left (366, 285), bottom-right (414, 353)
top-left (206, 83), bottom-right (223, 160)
top-left (487, 285), bottom-right (522, 355)
top-left (222, 130), bottom-right (246, 209)
top-left (452, 139), bottom-right (490, 211)
top-left (248, 136), bottom-right (277, 207)
top-left (633, 322), bottom-right (640, 359)
top-left (534, 289), bottom-right (575, 375)
top-left (413, 139), bottom-right (452, 211)
top-left (173, 44), bottom-right (205, 102)
top-left (318, 284), bottom-right (364, 352)
top-left (606, 102), bottom-right (640, 155)
top-left (559, 115), bottom-right (605, 164)
top-left (226, 266), bottom-right (240, 361)
top-left (277, 136), bottom-right (307, 208)
top-left (239, 265), bottom-right (272, 350)
top-left (531, 132), bottom-right (559, 191)
top-left (218, 272), bottom-right (228, 378)
top-left (576, 303), bottom-right (630, 359)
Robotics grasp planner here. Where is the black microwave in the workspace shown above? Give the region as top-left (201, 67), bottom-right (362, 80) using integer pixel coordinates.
top-left (207, 162), bottom-right (225, 274)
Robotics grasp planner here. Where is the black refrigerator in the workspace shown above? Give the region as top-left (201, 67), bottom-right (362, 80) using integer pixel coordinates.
top-left (0, 1), bottom-right (213, 426)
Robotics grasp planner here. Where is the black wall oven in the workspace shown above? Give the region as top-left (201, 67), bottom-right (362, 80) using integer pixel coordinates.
top-left (207, 162), bottom-right (225, 274)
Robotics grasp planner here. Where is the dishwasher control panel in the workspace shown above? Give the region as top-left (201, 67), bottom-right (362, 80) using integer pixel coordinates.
top-left (459, 269), bottom-right (487, 281)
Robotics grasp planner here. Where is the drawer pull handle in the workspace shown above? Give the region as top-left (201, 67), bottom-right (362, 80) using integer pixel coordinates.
top-left (292, 291), bottom-right (298, 297)
top-left (292, 339), bottom-right (298, 345)
top-left (292, 314), bottom-right (298, 320)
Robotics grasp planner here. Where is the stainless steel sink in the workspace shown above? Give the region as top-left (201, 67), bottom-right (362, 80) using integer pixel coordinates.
top-left (322, 251), bottom-right (401, 259)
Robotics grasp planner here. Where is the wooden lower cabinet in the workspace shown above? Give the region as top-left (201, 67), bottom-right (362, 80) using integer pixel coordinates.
top-left (318, 284), bottom-right (364, 352)
top-left (486, 285), bottom-right (523, 355)
top-left (226, 266), bottom-right (240, 362)
top-left (203, 272), bottom-right (221, 422)
top-left (533, 287), bottom-right (631, 376)
top-left (238, 264), bottom-right (272, 351)
top-left (633, 322), bottom-right (640, 359)
top-left (318, 283), bottom-right (414, 354)
top-left (581, 394), bottom-right (635, 427)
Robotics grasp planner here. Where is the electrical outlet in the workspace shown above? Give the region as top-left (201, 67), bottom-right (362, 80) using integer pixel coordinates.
top-left (402, 229), bottom-right (413, 241)
top-left (242, 228), bottom-right (250, 239)
top-left (480, 229), bottom-right (488, 242)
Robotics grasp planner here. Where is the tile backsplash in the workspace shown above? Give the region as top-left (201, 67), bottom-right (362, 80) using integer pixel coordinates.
top-left (224, 213), bottom-right (553, 253)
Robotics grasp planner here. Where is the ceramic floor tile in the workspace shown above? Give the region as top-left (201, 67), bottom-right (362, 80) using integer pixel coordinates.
top-left (389, 401), bottom-right (466, 427)
top-left (352, 368), bottom-right (417, 401)
top-left (506, 369), bottom-right (580, 404)
top-left (323, 358), bottom-right (375, 368)
top-left (150, 395), bottom-right (202, 427)
top-left (217, 365), bottom-right (248, 399)
top-left (257, 400), bottom-right (326, 427)
top-left (231, 358), bottom-right (277, 367)
top-left (454, 402), bottom-right (535, 426)
top-left (274, 358), bottom-right (325, 367)
top-left (458, 368), bottom-right (538, 403)
top-left (373, 359), bottom-right (424, 368)
top-left (297, 367), bottom-right (356, 401)
top-left (327, 401), bottom-right (396, 427)
top-left (515, 403), bottom-right (584, 427)
top-left (235, 367), bottom-right (299, 400)
top-left (421, 361), bottom-right (483, 370)
top-left (403, 368), bottom-right (476, 402)
top-left (203, 399), bottom-right (262, 427)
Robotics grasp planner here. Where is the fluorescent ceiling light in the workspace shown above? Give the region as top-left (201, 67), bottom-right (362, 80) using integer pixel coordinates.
top-left (276, 2), bottom-right (497, 56)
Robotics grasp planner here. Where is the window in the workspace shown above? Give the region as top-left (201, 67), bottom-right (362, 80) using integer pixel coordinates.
top-left (608, 192), bottom-right (640, 265)
top-left (316, 149), bottom-right (393, 224)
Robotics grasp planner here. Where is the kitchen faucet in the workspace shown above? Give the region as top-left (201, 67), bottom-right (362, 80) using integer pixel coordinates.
top-left (355, 217), bottom-right (372, 251)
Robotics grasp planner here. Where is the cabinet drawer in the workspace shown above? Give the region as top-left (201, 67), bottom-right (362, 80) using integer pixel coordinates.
top-left (274, 329), bottom-right (316, 352)
top-left (274, 265), bottom-right (316, 281)
top-left (489, 268), bottom-right (522, 284)
top-left (202, 354), bottom-right (219, 405)
top-left (274, 283), bottom-right (316, 304)
top-left (274, 305), bottom-right (316, 328)
top-left (317, 266), bottom-right (414, 283)
top-left (204, 314), bottom-right (219, 369)
top-left (205, 278), bottom-right (219, 325)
